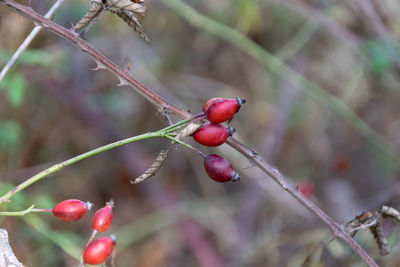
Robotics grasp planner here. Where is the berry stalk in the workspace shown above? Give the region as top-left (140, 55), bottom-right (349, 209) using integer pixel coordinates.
top-left (0, 205), bottom-right (52, 216)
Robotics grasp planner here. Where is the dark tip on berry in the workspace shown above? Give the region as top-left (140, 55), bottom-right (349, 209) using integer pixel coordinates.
top-left (231, 173), bottom-right (240, 182)
top-left (228, 126), bottom-right (236, 136)
top-left (235, 98), bottom-right (246, 113)
top-left (109, 234), bottom-right (117, 243)
top-left (106, 199), bottom-right (115, 207)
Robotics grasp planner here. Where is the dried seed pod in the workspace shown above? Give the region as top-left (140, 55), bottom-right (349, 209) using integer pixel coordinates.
top-left (204, 154), bottom-right (239, 183)
top-left (92, 200), bottom-right (114, 232)
top-left (82, 235), bottom-right (116, 265)
top-left (52, 199), bottom-right (92, 222)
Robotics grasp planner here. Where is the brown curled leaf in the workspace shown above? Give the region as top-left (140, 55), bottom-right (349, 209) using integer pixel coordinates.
top-left (370, 222), bottom-right (390, 256)
top-left (73, 0), bottom-right (103, 31)
top-left (381, 205), bottom-right (400, 224)
top-left (131, 122), bottom-right (202, 184)
top-left (131, 149), bottom-right (169, 184)
top-left (109, 0), bottom-right (146, 13)
top-left (116, 10), bottom-right (150, 43)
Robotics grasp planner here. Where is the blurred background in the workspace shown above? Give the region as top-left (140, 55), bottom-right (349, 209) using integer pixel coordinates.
top-left (1, 0), bottom-right (400, 266)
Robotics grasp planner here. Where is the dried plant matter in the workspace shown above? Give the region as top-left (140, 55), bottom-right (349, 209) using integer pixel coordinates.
top-left (74, 0), bottom-right (149, 42)
top-left (132, 122), bottom-right (202, 184)
top-left (73, 0), bottom-right (103, 31)
top-left (0, 229), bottom-right (24, 267)
top-left (345, 205), bottom-right (400, 256)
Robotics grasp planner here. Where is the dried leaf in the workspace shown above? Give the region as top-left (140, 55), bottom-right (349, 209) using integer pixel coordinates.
top-left (370, 222), bottom-right (390, 255)
top-left (108, 0), bottom-right (146, 13)
top-left (116, 11), bottom-right (149, 43)
top-left (73, 0), bottom-right (103, 31)
top-left (131, 149), bottom-right (170, 184)
top-left (131, 122), bottom-right (201, 184)
top-left (381, 205), bottom-right (400, 224)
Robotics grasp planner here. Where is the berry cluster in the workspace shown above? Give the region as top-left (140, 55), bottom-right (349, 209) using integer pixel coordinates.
top-left (192, 97), bottom-right (245, 183)
top-left (52, 199), bottom-right (116, 266)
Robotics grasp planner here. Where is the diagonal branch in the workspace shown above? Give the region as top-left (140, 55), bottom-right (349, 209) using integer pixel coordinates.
top-left (0, 1), bottom-right (379, 266)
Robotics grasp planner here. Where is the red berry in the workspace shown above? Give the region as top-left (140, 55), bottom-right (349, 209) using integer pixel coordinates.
top-left (206, 98), bottom-right (246, 123)
top-left (52, 199), bottom-right (92, 222)
top-left (193, 122), bottom-right (235, 147)
top-left (297, 181), bottom-right (315, 198)
top-left (204, 154), bottom-right (239, 183)
top-left (92, 200), bottom-right (114, 232)
top-left (202, 97), bottom-right (223, 112)
top-left (332, 155), bottom-right (351, 174)
top-left (82, 235), bottom-right (116, 265)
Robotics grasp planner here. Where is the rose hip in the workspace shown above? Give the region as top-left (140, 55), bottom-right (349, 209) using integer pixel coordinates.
top-left (206, 98), bottom-right (246, 123)
top-left (82, 235), bottom-right (116, 265)
top-left (193, 122), bottom-right (235, 147)
top-left (202, 97), bottom-right (223, 112)
top-left (92, 200), bottom-right (114, 232)
top-left (204, 154), bottom-right (240, 183)
top-left (52, 199), bottom-right (92, 222)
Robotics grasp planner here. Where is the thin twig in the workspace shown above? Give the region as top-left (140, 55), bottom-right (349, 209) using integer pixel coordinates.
top-left (0, 0), bottom-right (65, 83)
top-left (0, 1), bottom-right (380, 266)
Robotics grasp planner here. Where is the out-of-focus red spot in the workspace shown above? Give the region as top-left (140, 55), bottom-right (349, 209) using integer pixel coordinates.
top-left (333, 155), bottom-right (351, 174)
top-left (298, 181), bottom-right (315, 198)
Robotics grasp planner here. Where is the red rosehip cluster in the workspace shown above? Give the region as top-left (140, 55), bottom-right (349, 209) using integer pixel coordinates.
top-left (193, 97), bottom-right (245, 183)
top-left (51, 199), bottom-right (116, 265)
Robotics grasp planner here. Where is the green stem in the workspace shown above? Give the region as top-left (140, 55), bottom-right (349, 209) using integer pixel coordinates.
top-left (0, 116), bottom-right (203, 206)
top-left (0, 205), bottom-right (51, 216)
top-left (0, 131), bottom-right (163, 205)
top-left (165, 134), bottom-right (206, 158)
top-left (163, 112), bottom-right (206, 133)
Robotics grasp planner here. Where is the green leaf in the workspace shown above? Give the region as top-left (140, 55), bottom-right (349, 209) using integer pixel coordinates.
top-left (0, 120), bottom-right (23, 149)
top-left (5, 73), bottom-right (26, 107)
top-left (362, 40), bottom-right (393, 76)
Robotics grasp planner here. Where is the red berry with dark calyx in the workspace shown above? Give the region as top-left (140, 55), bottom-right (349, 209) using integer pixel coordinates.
top-left (206, 98), bottom-right (246, 123)
top-left (202, 97), bottom-right (223, 112)
top-left (92, 199), bottom-right (114, 232)
top-left (82, 235), bottom-right (116, 265)
top-left (52, 199), bottom-right (92, 222)
top-left (204, 154), bottom-right (240, 183)
top-left (193, 122), bottom-right (235, 147)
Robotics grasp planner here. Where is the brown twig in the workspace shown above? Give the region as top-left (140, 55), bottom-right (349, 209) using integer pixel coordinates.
top-left (0, 1), bottom-right (379, 266)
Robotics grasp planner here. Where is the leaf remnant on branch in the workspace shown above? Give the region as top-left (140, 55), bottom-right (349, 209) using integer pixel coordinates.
top-left (73, 0), bottom-right (149, 43)
top-left (345, 205), bottom-right (400, 256)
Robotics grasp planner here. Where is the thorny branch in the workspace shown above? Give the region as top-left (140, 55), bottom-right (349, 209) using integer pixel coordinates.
top-left (0, 1), bottom-right (380, 266)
